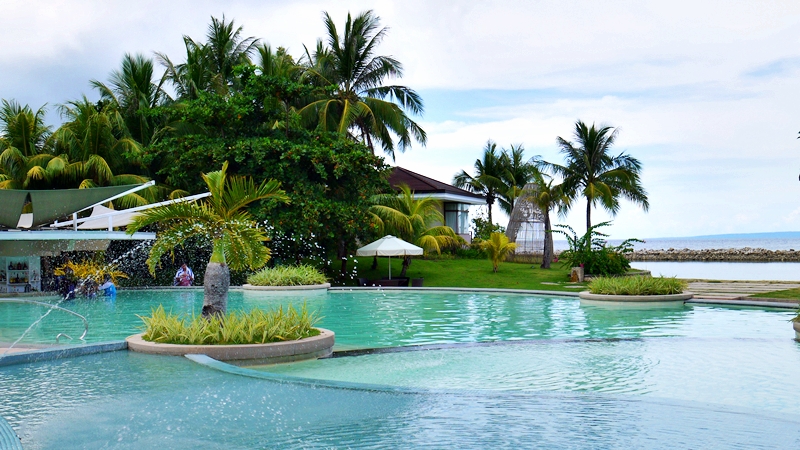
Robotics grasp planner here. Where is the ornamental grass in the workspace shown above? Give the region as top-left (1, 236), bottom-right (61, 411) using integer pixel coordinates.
top-left (139, 304), bottom-right (320, 345)
top-left (588, 276), bottom-right (687, 296)
top-left (247, 264), bottom-right (327, 286)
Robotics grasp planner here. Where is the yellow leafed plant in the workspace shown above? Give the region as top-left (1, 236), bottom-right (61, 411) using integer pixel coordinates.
top-left (54, 260), bottom-right (128, 284)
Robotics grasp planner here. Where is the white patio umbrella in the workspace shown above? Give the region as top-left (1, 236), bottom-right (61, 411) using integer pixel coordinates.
top-left (356, 235), bottom-right (423, 279)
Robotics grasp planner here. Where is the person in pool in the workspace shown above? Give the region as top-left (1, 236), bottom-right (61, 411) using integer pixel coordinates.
top-left (174, 263), bottom-right (194, 286)
top-left (98, 274), bottom-right (116, 297)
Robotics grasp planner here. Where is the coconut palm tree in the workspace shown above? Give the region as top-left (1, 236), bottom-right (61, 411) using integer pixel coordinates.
top-left (526, 167), bottom-right (570, 269)
top-left (550, 120), bottom-right (649, 229)
top-left (453, 140), bottom-right (506, 226)
top-left (370, 183), bottom-right (461, 277)
top-left (127, 162), bottom-right (289, 317)
top-left (157, 15), bottom-right (259, 99)
top-left (0, 100), bottom-right (52, 157)
top-left (299, 10), bottom-right (426, 159)
top-left (91, 53), bottom-right (170, 146)
top-left (498, 144), bottom-right (535, 215)
top-left (481, 232), bottom-right (517, 272)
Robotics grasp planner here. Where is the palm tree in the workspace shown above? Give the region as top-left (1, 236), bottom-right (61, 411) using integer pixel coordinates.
top-left (453, 140), bottom-right (506, 226)
top-left (481, 232), bottom-right (517, 272)
top-left (91, 53), bottom-right (170, 146)
top-left (157, 15), bottom-right (259, 99)
top-left (127, 162), bottom-right (289, 317)
top-left (204, 15), bottom-right (259, 92)
top-left (300, 10), bottom-right (426, 159)
top-left (370, 184), bottom-right (461, 277)
top-left (0, 100), bottom-right (52, 157)
top-left (498, 144), bottom-right (534, 215)
top-left (526, 168), bottom-right (570, 269)
top-left (551, 120), bottom-right (649, 229)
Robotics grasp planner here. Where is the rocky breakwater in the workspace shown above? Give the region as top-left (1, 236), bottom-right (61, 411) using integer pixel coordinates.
top-left (628, 247), bottom-right (800, 262)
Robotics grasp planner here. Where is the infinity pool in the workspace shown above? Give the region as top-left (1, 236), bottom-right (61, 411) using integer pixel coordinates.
top-left (1, 289), bottom-right (799, 448)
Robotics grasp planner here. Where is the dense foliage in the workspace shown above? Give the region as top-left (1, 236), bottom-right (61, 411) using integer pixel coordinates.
top-left (589, 276), bottom-right (687, 296)
top-left (247, 264), bottom-right (328, 286)
top-left (139, 304), bottom-right (320, 345)
top-left (553, 221), bottom-right (640, 276)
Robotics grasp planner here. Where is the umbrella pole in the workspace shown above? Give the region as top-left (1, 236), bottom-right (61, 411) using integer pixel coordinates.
top-left (388, 256), bottom-right (392, 279)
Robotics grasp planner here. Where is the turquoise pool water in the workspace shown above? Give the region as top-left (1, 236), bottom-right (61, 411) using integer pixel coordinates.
top-left (1, 289), bottom-right (794, 346)
top-left (1, 289), bottom-right (800, 448)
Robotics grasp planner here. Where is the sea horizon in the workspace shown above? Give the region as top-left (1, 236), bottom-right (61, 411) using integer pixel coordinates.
top-left (553, 232), bottom-right (800, 252)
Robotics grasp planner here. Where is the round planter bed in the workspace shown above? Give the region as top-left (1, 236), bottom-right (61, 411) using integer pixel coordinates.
top-left (241, 283), bottom-right (330, 291)
top-left (793, 321), bottom-right (800, 340)
top-left (578, 291), bottom-right (694, 303)
top-left (126, 328), bottom-right (334, 364)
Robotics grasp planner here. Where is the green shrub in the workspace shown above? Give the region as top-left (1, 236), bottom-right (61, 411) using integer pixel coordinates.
top-left (247, 264), bottom-right (327, 286)
top-left (139, 304), bottom-right (320, 345)
top-left (589, 276), bottom-right (687, 295)
top-left (553, 221), bottom-right (640, 276)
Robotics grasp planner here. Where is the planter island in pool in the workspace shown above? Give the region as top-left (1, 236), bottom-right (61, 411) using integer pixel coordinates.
top-left (241, 283), bottom-right (330, 291)
top-left (126, 328), bottom-right (334, 364)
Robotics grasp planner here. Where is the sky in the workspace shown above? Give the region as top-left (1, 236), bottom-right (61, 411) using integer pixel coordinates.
top-left (2, 0), bottom-right (800, 239)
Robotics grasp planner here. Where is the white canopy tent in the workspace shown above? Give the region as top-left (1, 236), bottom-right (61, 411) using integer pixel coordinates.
top-left (356, 235), bottom-right (423, 279)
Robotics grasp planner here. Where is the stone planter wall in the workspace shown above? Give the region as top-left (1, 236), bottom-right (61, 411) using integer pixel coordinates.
top-left (126, 328), bottom-right (334, 364)
top-left (793, 321), bottom-right (800, 340)
top-left (578, 291), bottom-right (694, 303)
top-left (241, 283), bottom-right (330, 291)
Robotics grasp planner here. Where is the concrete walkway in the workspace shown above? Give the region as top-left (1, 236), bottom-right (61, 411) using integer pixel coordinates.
top-left (688, 281), bottom-right (800, 302)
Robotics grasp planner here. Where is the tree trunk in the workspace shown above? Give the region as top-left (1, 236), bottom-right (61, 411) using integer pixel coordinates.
top-left (541, 210), bottom-right (553, 269)
top-left (202, 261), bottom-right (229, 318)
top-left (586, 198), bottom-right (592, 231)
top-left (400, 256), bottom-right (411, 278)
top-left (487, 195), bottom-right (494, 228)
top-left (338, 239), bottom-right (348, 277)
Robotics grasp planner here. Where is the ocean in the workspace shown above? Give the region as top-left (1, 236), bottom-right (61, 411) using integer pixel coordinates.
top-left (552, 234), bottom-right (800, 281)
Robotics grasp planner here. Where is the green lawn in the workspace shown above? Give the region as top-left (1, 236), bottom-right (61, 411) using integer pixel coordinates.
top-left (349, 257), bottom-right (586, 292)
top-left (750, 288), bottom-right (800, 301)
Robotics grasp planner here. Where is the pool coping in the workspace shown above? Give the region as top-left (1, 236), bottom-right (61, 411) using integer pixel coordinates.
top-left (0, 341), bottom-right (126, 367)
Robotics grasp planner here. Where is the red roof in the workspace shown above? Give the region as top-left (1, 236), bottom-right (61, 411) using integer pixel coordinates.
top-left (388, 167), bottom-right (485, 201)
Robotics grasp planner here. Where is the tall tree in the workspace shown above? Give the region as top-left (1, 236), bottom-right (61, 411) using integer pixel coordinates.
top-left (127, 162), bottom-right (288, 317)
top-left (526, 167), bottom-right (570, 269)
top-left (157, 15), bottom-right (259, 99)
top-left (498, 143), bottom-right (534, 215)
top-left (551, 120), bottom-right (649, 229)
top-left (453, 140), bottom-right (506, 226)
top-left (300, 10), bottom-right (426, 159)
top-left (370, 184), bottom-right (461, 277)
top-left (91, 53), bottom-right (170, 146)
top-left (0, 100), bottom-right (52, 157)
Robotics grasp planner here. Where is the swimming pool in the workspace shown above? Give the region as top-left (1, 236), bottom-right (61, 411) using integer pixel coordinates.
top-left (1, 289), bottom-right (799, 448)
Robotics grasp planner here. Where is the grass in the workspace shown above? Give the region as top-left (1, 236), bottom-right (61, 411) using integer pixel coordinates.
top-left (351, 256), bottom-right (585, 292)
top-left (248, 264), bottom-right (328, 286)
top-left (750, 288), bottom-right (800, 301)
top-left (139, 304), bottom-right (320, 345)
top-left (588, 276), bottom-right (687, 295)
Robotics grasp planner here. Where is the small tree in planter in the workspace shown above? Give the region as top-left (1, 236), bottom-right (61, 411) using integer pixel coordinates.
top-left (552, 221), bottom-right (641, 277)
top-left (127, 162), bottom-right (289, 317)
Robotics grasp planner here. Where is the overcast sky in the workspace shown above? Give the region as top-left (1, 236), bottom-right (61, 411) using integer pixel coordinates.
top-left (2, 0), bottom-right (800, 239)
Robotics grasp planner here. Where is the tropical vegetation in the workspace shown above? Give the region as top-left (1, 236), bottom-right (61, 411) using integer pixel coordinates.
top-left (54, 260), bottom-right (128, 284)
top-left (548, 120), bottom-right (649, 229)
top-left (139, 304), bottom-right (319, 345)
top-left (480, 232), bottom-right (517, 272)
top-left (127, 162), bottom-right (289, 317)
top-left (369, 183), bottom-right (462, 276)
top-left (588, 276), bottom-right (687, 296)
top-left (247, 264), bottom-right (328, 286)
top-left (552, 222), bottom-right (641, 276)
